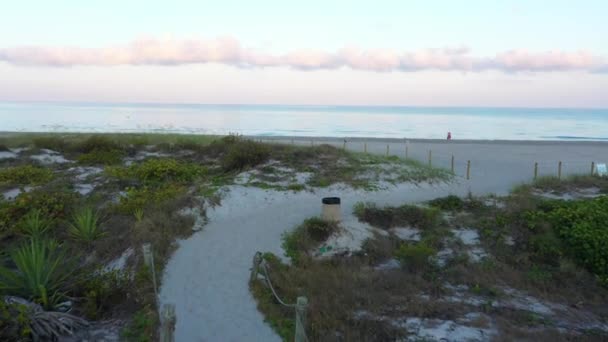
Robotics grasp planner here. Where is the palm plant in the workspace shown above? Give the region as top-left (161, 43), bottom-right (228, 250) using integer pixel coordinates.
top-left (19, 209), bottom-right (51, 239)
top-left (68, 207), bottom-right (104, 243)
top-left (0, 239), bottom-right (73, 309)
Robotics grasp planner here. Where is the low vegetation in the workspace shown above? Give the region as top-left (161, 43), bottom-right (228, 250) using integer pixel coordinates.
top-left (0, 165), bottom-right (53, 185)
top-left (252, 176), bottom-right (608, 341)
top-left (0, 132), bottom-right (452, 341)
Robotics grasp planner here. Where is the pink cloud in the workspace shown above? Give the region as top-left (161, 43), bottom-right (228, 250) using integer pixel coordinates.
top-left (0, 37), bottom-right (605, 73)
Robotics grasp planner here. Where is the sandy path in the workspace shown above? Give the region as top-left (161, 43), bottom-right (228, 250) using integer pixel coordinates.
top-left (160, 181), bottom-right (467, 341)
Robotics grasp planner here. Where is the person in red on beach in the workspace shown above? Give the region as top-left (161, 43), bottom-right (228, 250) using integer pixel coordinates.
top-left (447, 132), bottom-right (452, 140)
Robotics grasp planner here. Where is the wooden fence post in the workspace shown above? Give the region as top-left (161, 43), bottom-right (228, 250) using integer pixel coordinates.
top-left (451, 155), bottom-right (455, 174)
top-left (250, 253), bottom-right (262, 282)
top-left (591, 161), bottom-right (596, 175)
top-left (428, 150), bottom-right (432, 167)
top-left (386, 144), bottom-right (389, 156)
top-left (364, 142), bottom-right (367, 153)
top-left (558, 161), bottom-right (562, 179)
top-left (342, 140), bottom-right (346, 150)
top-left (534, 162), bottom-right (538, 180)
top-left (142, 243), bottom-right (158, 299)
top-left (160, 303), bottom-right (176, 342)
top-left (466, 160), bottom-right (471, 180)
top-left (295, 297), bottom-right (308, 342)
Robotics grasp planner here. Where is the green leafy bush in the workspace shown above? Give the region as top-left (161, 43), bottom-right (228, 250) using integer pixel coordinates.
top-left (82, 270), bottom-right (130, 319)
top-left (0, 300), bottom-right (31, 341)
top-left (115, 184), bottom-right (186, 214)
top-left (0, 239), bottom-right (74, 309)
top-left (78, 149), bottom-right (125, 165)
top-left (428, 195), bottom-right (465, 211)
top-left (354, 202), bottom-right (440, 229)
top-left (221, 140), bottom-right (270, 171)
top-left (394, 242), bottom-right (436, 271)
top-left (0, 165), bottom-right (53, 185)
top-left (526, 196), bottom-right (608, 284)
top-left (107, 158), bottom-right (205, 185)
top-left (0, 190), bottom-right (76, 233)
top-left (281, 217), bottom-right (338, 264)
top-left (69, 207), bottom-right (104, 242)
top-left (74, 135), bottom-right (122, 153)
top-left (33, 136), bottom-right (67, 152)
top-left (121, 307), bottom-right (157, 342)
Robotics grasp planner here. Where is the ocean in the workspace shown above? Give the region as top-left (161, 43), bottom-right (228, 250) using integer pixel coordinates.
top-left (1, 102), bottom-right (607, 141)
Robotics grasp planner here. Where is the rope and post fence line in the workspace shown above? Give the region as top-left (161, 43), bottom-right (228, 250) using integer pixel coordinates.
top-left (251, 252), bottom-right (309, 342)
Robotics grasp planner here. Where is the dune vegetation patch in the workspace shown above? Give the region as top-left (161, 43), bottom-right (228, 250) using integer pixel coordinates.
top-left (251, 176), bottom-right (608, 341)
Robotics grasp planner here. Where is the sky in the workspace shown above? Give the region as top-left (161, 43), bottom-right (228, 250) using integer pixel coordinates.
top-left (1, 0), bottom-right (607, 107)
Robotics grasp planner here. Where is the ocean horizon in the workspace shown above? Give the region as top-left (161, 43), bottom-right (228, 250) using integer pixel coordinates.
top-left (1, 101), bottom-right (607, 141)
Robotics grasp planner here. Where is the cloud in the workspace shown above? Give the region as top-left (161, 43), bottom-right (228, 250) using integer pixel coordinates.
top-left (0, 37), bottom-right (606, 73)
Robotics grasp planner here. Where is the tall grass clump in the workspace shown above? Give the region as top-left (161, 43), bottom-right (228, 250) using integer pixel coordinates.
top-left (69, 207), bottom-right (104, 243)
top-left (19, 209), bottom-right (51, 239)
top-left (0, 239), bottom-right (73, 309)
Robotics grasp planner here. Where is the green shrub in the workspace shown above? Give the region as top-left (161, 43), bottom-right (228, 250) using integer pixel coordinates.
top-left (0, 190), bottom-right (76, 233)
top-left (394, 242), bottom-right (436, 271)
top-left (19, 209), bottom-right (51, 239)
top-left (0, 300), bottom-right (31, 340)
top-left (0, 239), bottom-right (74, 309)
top-left (221, 140), bottom-right (270, 171)
top-left (69, 207), bottom-right (104, 243)
top-left (0, 144), bottom-right (8, 152)
top-left (304, 217), bottom-right (338, 241)
top-left (33, 136), bottom-right (67, 151)
top-left (354, 202), bottom-right (440, 229)
top-left (115, 184), bottom-right (186, 214)
top-left (526, 196), bottom-right (608, 284)
top-left (428, 195), bottom-right (464, 211)
top-left (281, 217), bottom-right (338, 263)
top-left (0, 165), bottom-right (53, 185)
top-left (78, 149), bottom-right (125, 165)
top-left (107, 159), bottom-right (205, 185)
top-left (121, 307), bottom-right (157, 342)
top-left (75, 135), bottom-right (122, 153)
top-left (82, 270), bottom-right (129, 319)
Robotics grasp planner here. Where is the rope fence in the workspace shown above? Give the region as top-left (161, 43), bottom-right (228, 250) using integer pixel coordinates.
top-left (254, 137), bottom-right (602, 182)
top-left (251, 252), bottom-right (309, 342)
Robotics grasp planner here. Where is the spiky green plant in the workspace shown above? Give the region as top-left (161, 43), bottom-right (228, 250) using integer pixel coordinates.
top-left (0, 239), bottom-right (73, 309)
top-left (134, 208), bottom-right (144, 222)
top-left (19, 209), bottom-right (51, 239)
top-left (68, 207), bottom-right (104, 243)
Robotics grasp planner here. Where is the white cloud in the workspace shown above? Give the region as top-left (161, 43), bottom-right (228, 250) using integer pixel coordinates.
top-left (0, 36), bottom-right (606, 73)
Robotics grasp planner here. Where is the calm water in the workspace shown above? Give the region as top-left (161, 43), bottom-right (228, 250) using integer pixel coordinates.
top-left (1, 102), bottom-right (607, 140)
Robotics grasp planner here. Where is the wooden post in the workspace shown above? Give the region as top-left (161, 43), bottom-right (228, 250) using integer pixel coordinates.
top-left (342, 140), bottom-right (346, 150)
top-left (428, 150), bottom-right (432, 167)
top-left (451, 155), bottom-right (455, 174)
top-left (386, 144), bottom-right (389, 156)
top-left (142, 243), bottom-right (158, 299)
top-left (558, 161), bottom-right (562, 179)
top-left (295, 296), bottom-right (308, 342)
top-left (534, 162), bottom-right (538, 180)
top-left (250, 253), bottom-right (262, 282)
top-left (160, 303), bottom-right (176, 342)
top-left (591, 161), bottom-right (596, 175)
top-left (364, 142), bottom-right (367, 153)
top-left (466, 160), bottom-right (471, 180)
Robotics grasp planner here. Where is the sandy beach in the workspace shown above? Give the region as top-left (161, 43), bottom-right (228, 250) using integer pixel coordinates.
top-left (259, 137), bottom-right (608, 194)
